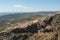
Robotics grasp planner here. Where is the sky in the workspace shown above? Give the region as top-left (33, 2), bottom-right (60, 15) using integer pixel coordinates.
top-left (0, 0), bottom-right (60, 12)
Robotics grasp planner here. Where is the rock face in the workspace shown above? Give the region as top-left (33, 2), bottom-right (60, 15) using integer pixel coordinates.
top-left (0, 14), bottom-right (60, 40)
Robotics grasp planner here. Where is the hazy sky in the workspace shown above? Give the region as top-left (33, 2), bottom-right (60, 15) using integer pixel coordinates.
top-left (0, 0), bottom-right (60, 12)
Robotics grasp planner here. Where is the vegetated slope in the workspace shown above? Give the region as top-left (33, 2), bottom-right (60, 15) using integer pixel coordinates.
top-left (0, 12), bottom-right (47, 31)
top-left (0, 12), bottom-right (60, 40)
top-left (0, 11), bottom-right (57, 28)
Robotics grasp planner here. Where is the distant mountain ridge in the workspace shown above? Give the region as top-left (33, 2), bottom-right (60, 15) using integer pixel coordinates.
top-left (0, 11), bottom-right (58, 19)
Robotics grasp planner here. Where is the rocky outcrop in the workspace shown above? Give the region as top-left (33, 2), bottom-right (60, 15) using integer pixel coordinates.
top-left (51, 14), bottom-right (60, 30)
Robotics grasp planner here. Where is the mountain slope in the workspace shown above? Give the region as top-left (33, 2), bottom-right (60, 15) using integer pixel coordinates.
top-left (0, 12), bottom-right (60, 40)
